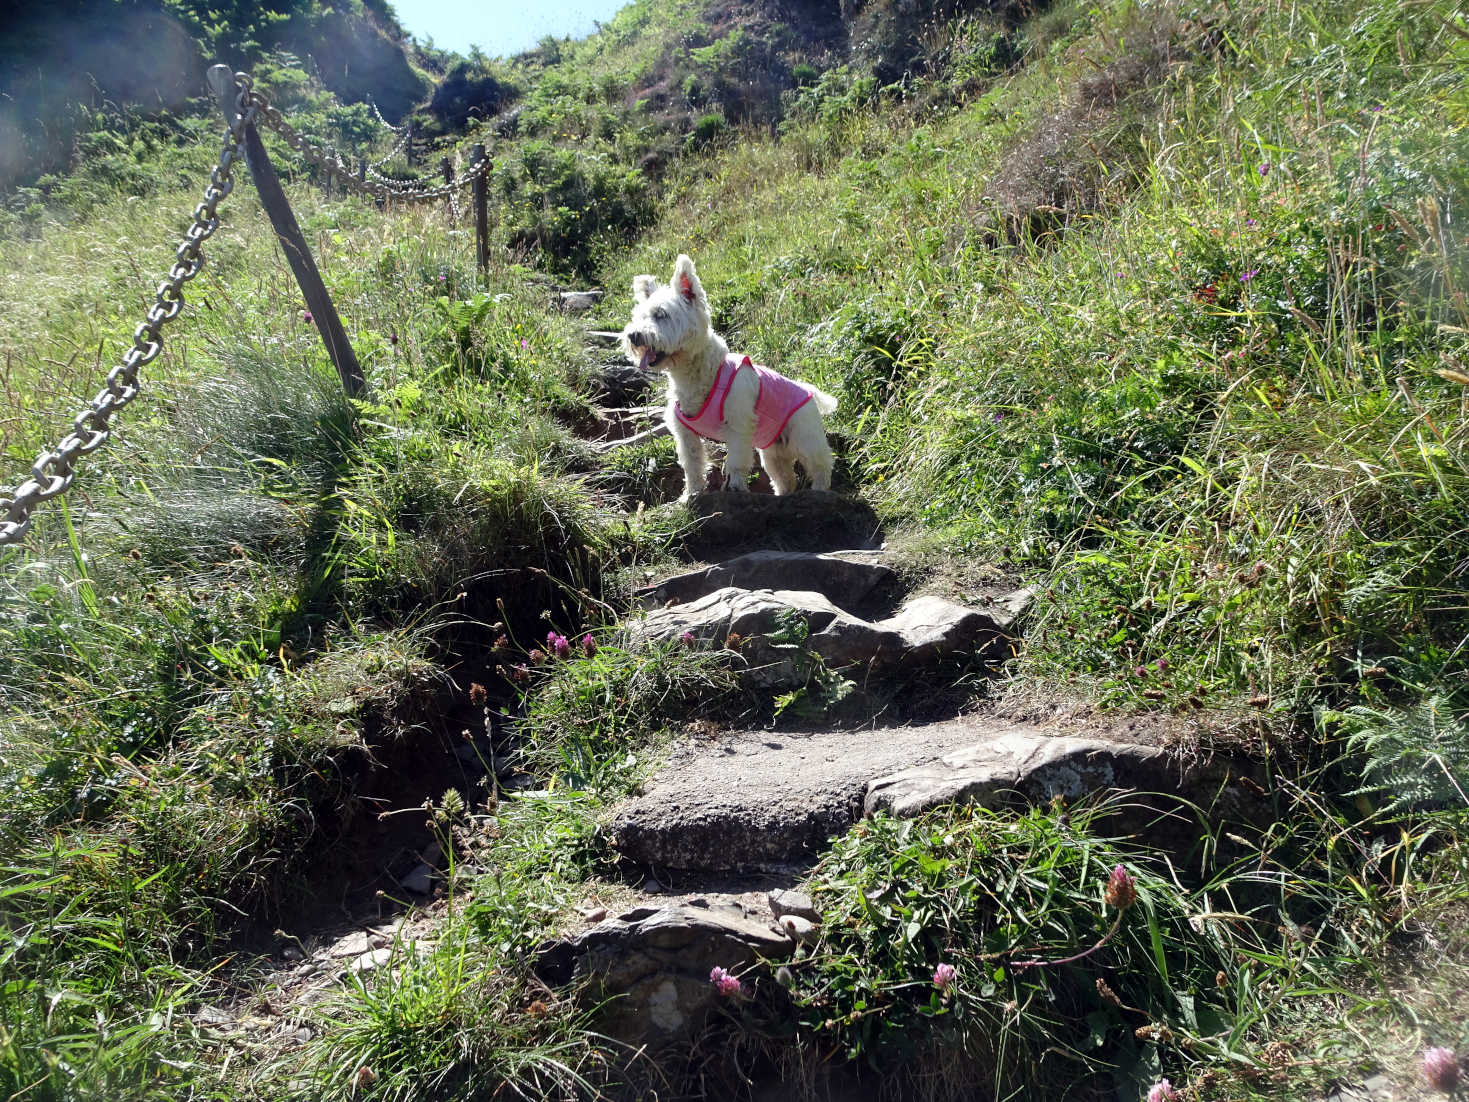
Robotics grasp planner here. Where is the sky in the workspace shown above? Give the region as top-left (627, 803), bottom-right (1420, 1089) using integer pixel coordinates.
top-left (389, 0), bottom-right (633, 59)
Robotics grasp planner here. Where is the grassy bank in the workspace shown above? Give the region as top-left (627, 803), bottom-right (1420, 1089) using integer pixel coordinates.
top-left (2, 0), bottom-right (1468, 1097)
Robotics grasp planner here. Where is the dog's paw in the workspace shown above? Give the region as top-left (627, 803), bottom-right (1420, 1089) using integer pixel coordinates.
top-left (723, 475), bottom-right (751, 492)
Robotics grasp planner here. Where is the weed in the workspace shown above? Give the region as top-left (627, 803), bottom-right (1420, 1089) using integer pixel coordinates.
top-left (516, 637), bottom-right (740, 796)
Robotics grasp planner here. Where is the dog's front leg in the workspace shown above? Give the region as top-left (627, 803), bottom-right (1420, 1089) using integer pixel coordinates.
top-left (720, 370), bottom-right (758, 492)
top-left (667, 409), bottom-right (707, 503)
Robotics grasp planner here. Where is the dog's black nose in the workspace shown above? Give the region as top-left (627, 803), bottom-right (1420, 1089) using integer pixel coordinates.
top-left (626, 331), bottom-right (644, 348)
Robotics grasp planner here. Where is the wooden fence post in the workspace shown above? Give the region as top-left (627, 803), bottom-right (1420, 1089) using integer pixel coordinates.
top-left (207, 65), bottom-right (365, 398)
top-left (441, 155), bottom-right (453, 222)
top-left (472, 143), bottom-right (489, 275)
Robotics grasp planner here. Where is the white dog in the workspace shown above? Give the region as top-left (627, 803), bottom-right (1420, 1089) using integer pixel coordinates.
top-left (621, 254), bottom-right (837, 502)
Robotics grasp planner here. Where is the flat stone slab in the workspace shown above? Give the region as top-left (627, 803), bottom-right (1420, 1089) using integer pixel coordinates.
top-left (535, 903), bottom-right (792, 1045)
top-left (636, 549), bottom-right (897, 614)
top-left (864, 729), bottom-right (1176, 817)
top-left (611, 720), bottom-right (1238, 872)
top-left (625, 584), bottom-right (1029, 684)
top-left (610, 720), bottom-right (1005, 870)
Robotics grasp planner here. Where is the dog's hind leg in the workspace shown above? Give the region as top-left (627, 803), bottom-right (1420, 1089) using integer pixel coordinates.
top-left (803, 447), bottom-right (834, 491)
top-left (758, 445), bottom-right (799, 495)
top-left (787, 408), bottom-right (835, 491)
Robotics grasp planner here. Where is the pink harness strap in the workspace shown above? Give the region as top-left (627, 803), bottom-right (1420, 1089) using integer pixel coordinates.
top-left (675, 355), bottom-right (814, 449)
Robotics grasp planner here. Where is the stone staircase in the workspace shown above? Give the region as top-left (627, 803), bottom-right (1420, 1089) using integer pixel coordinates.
top-left (530, 344), bottom-right (1261, 1050)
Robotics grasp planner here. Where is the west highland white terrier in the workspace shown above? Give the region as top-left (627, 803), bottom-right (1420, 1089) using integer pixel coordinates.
top-left (621, 254), bottom-right (838, 503)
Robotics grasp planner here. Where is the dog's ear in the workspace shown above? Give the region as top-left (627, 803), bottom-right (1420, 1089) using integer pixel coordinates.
top-left (632, 275), bottom-right (658, 302)
top-left (672, 254), bottom-right (705, 305)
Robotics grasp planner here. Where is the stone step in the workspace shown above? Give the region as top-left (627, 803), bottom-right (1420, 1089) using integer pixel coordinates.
top-left (609, 720), bottom-right (1245, 873)
top-left (679, 489), bottom-right (884, 558)
top-left (626, 584), bottom-right (1028, 687)
top-left (636, 548), bottom-right (898, 614)
top-left (535, 900), bottom-right (795, 1048)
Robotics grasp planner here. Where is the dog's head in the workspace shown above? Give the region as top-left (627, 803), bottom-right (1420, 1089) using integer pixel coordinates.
top-left (621, 254), bottom-right (711, 373)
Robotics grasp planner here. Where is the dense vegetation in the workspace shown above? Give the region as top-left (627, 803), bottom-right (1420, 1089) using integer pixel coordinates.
top-left (2, 0), bottom-right (1468, 1098)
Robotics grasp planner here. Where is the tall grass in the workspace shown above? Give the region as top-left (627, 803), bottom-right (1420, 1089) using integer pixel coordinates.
top-left (0, 123), bottom-right (632, 1097)
top-left (611, 0), bottom-right (1469, 720)
top-left (2, 0), bottom-right (1468, 1096)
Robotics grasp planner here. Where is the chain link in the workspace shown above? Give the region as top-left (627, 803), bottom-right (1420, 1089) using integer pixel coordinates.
top-left (448, 148), bottom-right (465, 223)
top-left (0, 75), bottom-right (258, 547)
top-left (250, 91), bottom-right (488, 205)
top-left (367, 96), bottom-right (407, 133)
top-left (1, 71), bottom-right (493, 547)
top-left (367, 124), bottom-right (411, 170)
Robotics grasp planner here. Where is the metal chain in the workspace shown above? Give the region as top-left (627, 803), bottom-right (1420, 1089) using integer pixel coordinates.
top-left (249, 90), bottom-right (488, 205)
top-left (0, 79), bottom-right (258, 547)
top-left (367, 96), bottom-right (406, 133)
top-left (367, 124), bottom-right (411, 170)
top-left (1, 72), bottom-right (491, 547)
top-left (448, 149), bottom-right (465, 222)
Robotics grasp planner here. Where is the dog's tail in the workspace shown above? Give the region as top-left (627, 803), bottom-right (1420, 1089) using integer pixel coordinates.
top-left (809, 384), bottom-right (839, 416)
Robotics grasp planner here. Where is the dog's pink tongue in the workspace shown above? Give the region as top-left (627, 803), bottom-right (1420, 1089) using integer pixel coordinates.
top-left (639, 349), bottom-right (656, 372)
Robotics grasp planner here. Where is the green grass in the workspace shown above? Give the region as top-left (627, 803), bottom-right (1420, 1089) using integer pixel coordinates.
top-left (3, 0), bottom-right (1469, 1097)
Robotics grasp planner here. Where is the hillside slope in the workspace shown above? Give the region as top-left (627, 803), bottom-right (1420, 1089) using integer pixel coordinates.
top-left (1, 0), bottom-right (1468, 1099)
top-left (0, 0), bottom-right (427, 193)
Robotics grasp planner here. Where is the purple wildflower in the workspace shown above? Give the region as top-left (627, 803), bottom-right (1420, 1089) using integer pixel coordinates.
top-left (680, 631), bottom-right (696, 647)
top-left (710, 966), bottom-right (743, 997)
top-left (1155, 658), bottom-right (1169, 672)
top-left (520, 338), bottom-right (529, 350)
top-left (528, 648), bottom-right (547, 665)
top-left (932, 963), bottom-right (957, 991)
top-left (548, 631), bottom-right (571, 660)
top-left (1240, 269), bottom-right (1259, 283)
top-left (1245, 218), bottom-right (1257, 227)
top-left (1258, 162), bottom-right (1271, 177)
top-left (1146, 1081), bottom-right (1179, 1102)
top-left (1424, 1047), bottom-right (1461, 1092)
top-left (580, 633), bottom-right (597, 658)
top-left (1135, 665), bottom-right (1148, 678)
top-left (302, 310), bottom-right (314, 323)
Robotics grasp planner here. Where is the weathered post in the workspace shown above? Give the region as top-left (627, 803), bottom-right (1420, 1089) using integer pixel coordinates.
top-left (441, 155), bottom-right (454, 222)
top-left (472, 144), bottom-right (489, 275)
top-left (207, 65), bottom-right (365, 398)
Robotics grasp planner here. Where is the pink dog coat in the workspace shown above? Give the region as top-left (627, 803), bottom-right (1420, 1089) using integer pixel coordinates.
top-left (674, 355), bottom-right (814, 449)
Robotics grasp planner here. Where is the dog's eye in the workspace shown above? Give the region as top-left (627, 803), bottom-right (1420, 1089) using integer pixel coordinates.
top-left (653, 308), bottom-right (667, 320)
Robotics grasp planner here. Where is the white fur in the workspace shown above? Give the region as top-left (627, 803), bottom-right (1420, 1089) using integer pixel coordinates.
top-left (620, 254), bottom-right (838, 503)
